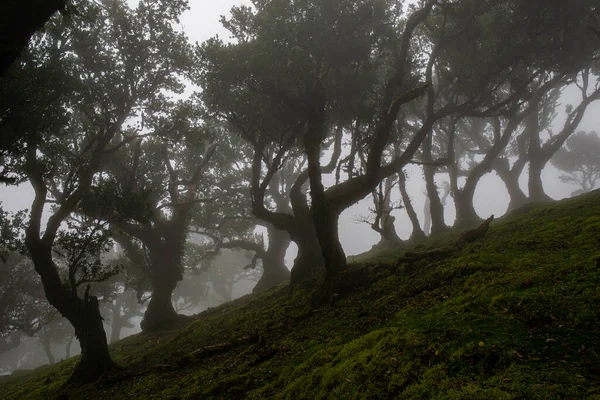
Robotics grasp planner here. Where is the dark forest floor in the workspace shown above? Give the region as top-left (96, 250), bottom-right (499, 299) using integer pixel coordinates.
top-left (2, 191), bottom-right (600, 399)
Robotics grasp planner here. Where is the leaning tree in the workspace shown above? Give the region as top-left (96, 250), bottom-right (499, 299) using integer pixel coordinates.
top-left (4, 0), bottom-right (193, 382)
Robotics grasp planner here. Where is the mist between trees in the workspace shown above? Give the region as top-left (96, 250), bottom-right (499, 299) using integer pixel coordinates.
top-left (0, 0), bottom-right (598, 384)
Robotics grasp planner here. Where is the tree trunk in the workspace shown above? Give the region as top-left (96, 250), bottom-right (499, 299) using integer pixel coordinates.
top-left (253, 224), bottom-right (291, 293)
top-left (526, 102), bottom-right (554, 203)
top-left (453, 189), bottom-right (481, 229)
top-left (494, 157), bottom-right (529, 211)
top-left (304, 115), bottom-right (345, 299)
top-left (398, 170), bottom-right (425, 241)
top-left (528, 156), bottom-right (553, 203)
top-left (424, 173), bottom-right (448, 234)
top-left (423, 197), bottom-right (431, 235)
top-left (26, 239), bottom-right (114, 384)
top-left (422, 133), bottom-right (448, 235)
top-left (110, 301), bottom-right (123, 344)
top-left (141, 277), bottom-right (178, 333)
top-left (289, 224), bottom-right (325, 286)
top-left (65, 335), bottom-right (73, 359)
top-left (140, 248), bottom-right (182, 333)
top-left (41, 335), bottom-right (55, 365)
top-left (374, 176), bottom-right (402, 246)
top-left (312, 208), bottom-right (345, 298)
top-left (68, 293), bottom-right (114, 384)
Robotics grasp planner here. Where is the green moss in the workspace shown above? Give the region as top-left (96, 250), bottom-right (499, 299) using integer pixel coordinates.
top-left (2, 192), bottom-right (600, 399)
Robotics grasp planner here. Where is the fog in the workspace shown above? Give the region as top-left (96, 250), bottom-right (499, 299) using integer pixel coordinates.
top-left (0, 0), bottom-right (599, 387)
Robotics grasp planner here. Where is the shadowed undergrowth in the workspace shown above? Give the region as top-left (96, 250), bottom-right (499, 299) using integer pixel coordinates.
top-left (2, 191), bottom-right (600, 399)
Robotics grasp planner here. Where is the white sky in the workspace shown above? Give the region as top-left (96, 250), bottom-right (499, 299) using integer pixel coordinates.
top-left (0, 0), bottom-right (598, 261)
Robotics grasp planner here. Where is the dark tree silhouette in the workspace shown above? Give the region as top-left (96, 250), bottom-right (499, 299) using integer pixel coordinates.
top-left (0, 0), bottom-right (66, 76)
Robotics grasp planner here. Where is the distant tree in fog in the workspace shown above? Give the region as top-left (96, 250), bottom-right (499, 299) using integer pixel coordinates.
top-left (551, 131), bottom-right (600, 196)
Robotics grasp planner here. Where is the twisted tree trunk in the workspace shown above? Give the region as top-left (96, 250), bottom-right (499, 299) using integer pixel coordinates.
top-left (494, 157), bottom-right (529, 211)
top-left (253, 224), bottom-right (290, 293)
top-left (26, 238), bottom-right (114, 384)
top-left (140, 251), bottom-right (181, 333)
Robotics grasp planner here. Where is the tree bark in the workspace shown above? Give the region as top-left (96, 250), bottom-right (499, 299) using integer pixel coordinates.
top-left (398, 170), bottom-right (426, 241)
top-left (26, 238), bottom-right (114, 384)
top-left (446, 117), bottom-right (480, 228)
top-left (69, 290), bottom-right (114, 384)
top-left (453, 189), bottom-right (481, 228)
top-left (288, 224), bottom-right (325, 286)
top-left (253, 224), bottom-right (290, 293)
top-left (422, 133), bottom-right (448, 234)
top-left (494, 157), bottom-right (529, 211)
top-left (526, 106), bottom-right (553, 203)
top-left (304, 113), bottom-right (345, 298)
top-left (140, 255), bottom-right (180, 333)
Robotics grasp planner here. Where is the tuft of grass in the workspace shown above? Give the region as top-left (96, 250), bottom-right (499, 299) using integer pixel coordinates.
top-left (2, 191), bottom-right (600, 399)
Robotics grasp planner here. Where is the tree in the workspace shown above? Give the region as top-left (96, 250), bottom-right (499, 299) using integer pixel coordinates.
top-left (202, 250), bottom-right (259, 303)
top-left (35, 316), bottom-right (74, 365)
top-left (203, 162), bottom-right (300, 294)
top-left (551, 131), bottom-right (600, 196)
top-left (5, 0), bottom-right (193, 382)
top-left (0, 208), bottom-right (55, 352)
top-left (85, 115), bottom-right (216, 333)
top-left (397, 168), bottom-right (426, 241)
top-left (198, 0), bottom-right (553, 299)
top-left (357, 175), bottom-right (403, 246)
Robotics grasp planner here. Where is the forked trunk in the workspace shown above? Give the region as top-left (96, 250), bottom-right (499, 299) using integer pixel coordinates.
top-left (68, 294), bottom-right (114, 384)
top-left (495, 159), bottom-right (529, 211)
top-left (304, 118), bottom-right (346, 299)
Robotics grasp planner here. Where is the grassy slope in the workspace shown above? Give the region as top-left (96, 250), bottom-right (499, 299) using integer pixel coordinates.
top-left (2, 191), bottom-right (600, 399)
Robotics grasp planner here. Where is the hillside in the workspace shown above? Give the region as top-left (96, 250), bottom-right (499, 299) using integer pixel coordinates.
top-left (2, 191), bottom-right (600, 399)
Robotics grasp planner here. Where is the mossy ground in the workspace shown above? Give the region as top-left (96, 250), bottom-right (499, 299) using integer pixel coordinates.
top-left (2, 191), bottom-right (600, 399)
